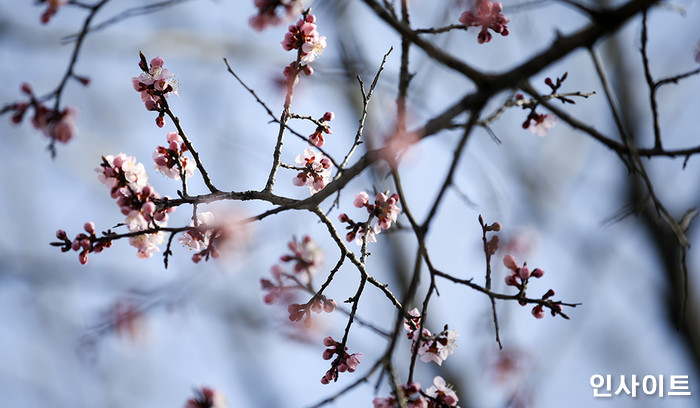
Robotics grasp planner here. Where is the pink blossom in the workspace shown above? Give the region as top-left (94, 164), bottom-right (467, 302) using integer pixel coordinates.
top-left (308, 111), bottom-right (334, 147)
top-left (182, 209), bottom-right (249, 263)
top-left (503, 255), bottom-right (544, 288)
top-left (280, 13), bottom-right (326, 78)
top-left (320, 336), bottom-right (363, 384)
top-left (179, 211), bottom-right (216, 251)
top-left (373, 382), bottom-right (427, 408)
top-left (249, 0), bottom-right (301, 31)
top-left (527, 113), bottom-right (556, 137)
top-left (532, 304), bottom-right (545, 319)
top-left (293, 148), bottom-right (333, 194)
top-left (153, 132), bottom-right (196, 179)
top-left (373, 192), bottom-right (401, 233)
top-left (354, 192), bottom-right (370, 208)
top-left (50, 106), bottom-right (78, 143)
top-left (30, 103), bottom-right (79, 143)
top-left (280, 235), bottom-right (324, 282)
top-left (132, 56), bottom-right (179, 117)
top-left (459, 0), bottom-right (510, 44)
top-left (426, 376), bottom-right (460, 407)
top-left (128, 232), bottom-right (165, 259)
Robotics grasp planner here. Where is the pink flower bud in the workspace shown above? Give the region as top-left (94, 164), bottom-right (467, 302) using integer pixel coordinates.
top-left (504, 275), bottom-right (518, 287)
top-left (83, 222), bottom-right (95, 235)
top-left (322, 111), bottom-right (335, 121)
top-left (150, 57), bottom-right (165, 67)
top-left (310, 299), bottom-right (323, 313)
top-left (56, 229), bottom-right (67, 240)
top-left (503, 255), bottom-right (518, 270)
top-left (531, 268), bottom-right (544, 278)
top-left (323, 336), bottom-right (336, 347)
top-left (156, 115), bottom-right (165, 128)
top-left (489, 222), bottom-right (502, 231)
top-left (532, 305), bottom-right (545, 319)
top-left (21, 83), bottom-right (33, 95)
top-left (323, 298), bottom-right (337, 313)
top-left (354, 192), bottom-right (369, 208)
top-left (78, 251), bottom-right (89, 265)
top-left (518, 266), bottom-right (531, 281)
top-left (263, 292), bottom-right (276, 304)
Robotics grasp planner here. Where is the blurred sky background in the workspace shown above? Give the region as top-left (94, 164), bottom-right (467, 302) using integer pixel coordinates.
top-left (1, 0), bottom-right (700, 407)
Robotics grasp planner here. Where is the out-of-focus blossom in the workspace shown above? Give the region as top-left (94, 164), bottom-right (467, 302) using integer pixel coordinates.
top-left (373, 382), bottom-right (427, 408)
top-left (459, 0), bottom-right (510, 44)
top-left (249, 0), bottom-right (301, 31)
top-left (526, 113), bottom-right (556, 137)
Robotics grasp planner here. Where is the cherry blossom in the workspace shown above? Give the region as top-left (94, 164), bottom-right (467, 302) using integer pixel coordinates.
top-left (426, 376), bottom-right (460, 407)
top-left (52, 223), bottom-right (112, 265)
top-left (178, 209), bottom-right (249, 264)
top-left (281, 13), bottom-right (326, 78)
top-left (373, 382), bottom-right (427, 408)
top-left (132, 54), bottom-right (179, 127)
top-left (94, 153), bottom-right (172, 258)
top-left (308, 111), bottom-right (334, 147)
top-left (292, 148), bottom-right (333, 194)
top-left (503, 255), bottom-right (544, 289)
top-left (12, 84), bottom-right (80, 144)
top-left (526, 113), bottom-right (557, 137)
top-left (184, 386), bottom-right (228, 408)
top-left (179, 211), bottom-right (216, 251)
top-left (343, 191), bottom-right (401, 243)
top-left (153, 131), bottom-right (196, 179)
top-left (320, 336), bottom-right (363, 384)
top-left (280, 235), bottom-right (324, 282)
top-left (459, 0), bottom-right (510, 44)
top-left (287, 297), bottom-right (337, 327)
top-left (249, 0), bottom-right (301, 31)
top-left (404, 308), bottom-right (459, 366)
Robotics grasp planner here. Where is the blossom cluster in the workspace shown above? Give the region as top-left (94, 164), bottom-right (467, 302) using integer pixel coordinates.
top-left (153, 131), bottom-right (196, 179)
top-left (132, 55), bottom-right (179, 127)
top-left (292, 148), bottom-right (333, 194)
top-left (53, 222), bottom-right (112, 265)
top-left (261, 236), bottom-right (324, 301)
top-left (281, 13), bottom-right (326, 78)
top-left (179, 210), bottom-right (247, 263)
top-left (261, 236), bottom-right (336, 326)
top-left (287, 297), bottom-right (337, 327)
top-left (338, 191), bottom-right (401, 245)
top-left (96, 153), bottom-right (171, 258)
top-left (184, 386), bottom-right (228, 408)
top-left (249, 0), bottom-right (301, 31)
top-left (459, 0), bottom-right (510, 44)
top-left (373, 377), bottom-right (460, 408)
top-left (9, 83), bottom-right (78, 144)
top-left (321, 336), bottom-right (363, 384)
top-left (404, 308), bottom-right (459, 366)
top-left (503, 255), bottom-right (564, 318)
top-left (308, 111), bottom-right (334, 147)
